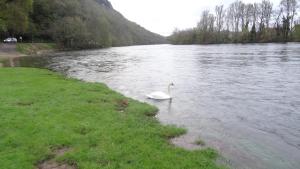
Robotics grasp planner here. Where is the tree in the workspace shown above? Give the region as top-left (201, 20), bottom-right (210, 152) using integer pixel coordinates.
top-left (243, 4), bottom-right (253, 31)
top-left (256, 0), bottom-right (273, 41)
top-left (226, 6), bottom-right (234, 32)
top-left (2, 0), bottom-right (33, 35)
top-left (196, 10), bottom-right (217, 43)
top-left (197, 10), bottom-right (210, 32)
top-left (282, 16), bottom-right (291, 40)
top-left (250, 23), bottom-right (257, 42)
top-left (262, 0), bottom-right (273, 29)
top-left (51, 17), bottom-right (89, 49)
top-left (280, 0), bottom-right (299, 37)
top-left (215, 5), bottom-right (225, 33)
top-left (294, 24), bottom-right (300, 41)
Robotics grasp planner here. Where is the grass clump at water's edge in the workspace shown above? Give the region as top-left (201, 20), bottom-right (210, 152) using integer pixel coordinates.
top-left (195, 139), bottom-right (206, 146)
top-left (16, 43), bottom-right (57, 55)
top-left (0, 68), bottom-right (226, 169)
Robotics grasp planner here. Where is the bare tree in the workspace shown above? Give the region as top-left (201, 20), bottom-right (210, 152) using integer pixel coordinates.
top-left (208, 14), bottom-right (216, 32)
top-left (262, 0), bottom-right (273, 28)
top-left (289, 0), bottom-right (299, 29)
top-left (239, 3), bottom-right (246, 30)
top-left (197, 10), bottom-right (210, 32)
top-left (244, 4), bottom-right (254, 31)
top-left (257, 1), bottom-right (272, 31)
top-left (254, 3), bottom-right (259, 25)
top-left (280, 0), bottom-right (298, 30)
top-left (229, 0), bottom-right (244, 32)
top-left (226, 6), bottom-right (235, 32)
top-left (215, 5), bottom-right (225, 33)
top-left (274, 8), bottom-right (283, 28)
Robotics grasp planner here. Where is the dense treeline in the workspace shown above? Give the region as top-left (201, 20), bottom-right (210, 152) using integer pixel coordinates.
top-left (0, 0), bottom-right (166, 49)
top-left (169, 0), bottom-right (300, 44)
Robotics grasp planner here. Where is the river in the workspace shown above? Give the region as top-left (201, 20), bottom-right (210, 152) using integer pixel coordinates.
top-left (3, 43), bottom-right (300, 169)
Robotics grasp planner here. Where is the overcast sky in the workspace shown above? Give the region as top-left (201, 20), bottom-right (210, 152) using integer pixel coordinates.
top-left (110, 0), bottom-right (281, 36)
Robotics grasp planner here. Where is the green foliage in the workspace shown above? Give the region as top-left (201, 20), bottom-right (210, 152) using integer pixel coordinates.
top-left (294, 25), bottom-right (300, 41)
top-left (0, 68), bottom-right (225, 169)
top-left (0, 18), bottom-right (6, 32)
top-left (51, 17), bottom-right (90, 49)
top-left (0, 0), bottom-right (33, 35)
top-left (5, 4), bottom-right (28, 34)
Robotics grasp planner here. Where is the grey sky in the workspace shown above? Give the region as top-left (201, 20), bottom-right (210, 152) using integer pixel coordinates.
top-left (110, 0), bottom-right (281, 36)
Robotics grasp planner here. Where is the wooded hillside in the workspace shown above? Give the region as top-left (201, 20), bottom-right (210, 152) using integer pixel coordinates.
top-left (0, 0), bottom-right (166, 49)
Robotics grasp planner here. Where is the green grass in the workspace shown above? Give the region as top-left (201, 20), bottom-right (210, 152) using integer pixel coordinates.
top-left (0, 68), bottom-right (225, 169)
top-left (16, 43), bottom-right (57, 55)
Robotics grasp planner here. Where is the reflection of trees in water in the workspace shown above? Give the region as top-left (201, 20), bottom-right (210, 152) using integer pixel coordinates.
top-left (9, 58), bottom-right (16, 67)
top-left (278, 46), bottom-right (289, 62)
top-left (2, 57), bottom-right (21, 67)
top-left (2, 56), bottom-right (48, 68)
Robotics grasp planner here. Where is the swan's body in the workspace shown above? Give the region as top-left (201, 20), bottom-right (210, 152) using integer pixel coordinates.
top-left (146, 91), bottom-right (171, 100)
top-left (147, 83), bottom-right (174, 100)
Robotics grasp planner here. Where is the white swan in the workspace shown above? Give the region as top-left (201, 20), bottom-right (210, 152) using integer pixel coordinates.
top-left (147, 83), bottom-right (174, 100)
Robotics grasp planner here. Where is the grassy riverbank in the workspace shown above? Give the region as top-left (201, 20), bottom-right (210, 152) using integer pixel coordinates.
top-left (16, 43), bottom-right (57, 55)
top-left (0, 68), bottom-right (224, 169)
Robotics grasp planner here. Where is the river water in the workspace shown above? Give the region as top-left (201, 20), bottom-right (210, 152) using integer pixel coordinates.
top-left (3, 43), bottom-right (300, 169)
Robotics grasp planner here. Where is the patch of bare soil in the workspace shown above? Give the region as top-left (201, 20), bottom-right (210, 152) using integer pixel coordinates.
top-left (36, 147), bottom-right (76, 169)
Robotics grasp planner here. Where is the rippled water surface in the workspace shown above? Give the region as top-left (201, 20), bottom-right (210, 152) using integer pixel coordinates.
top-left (6, 44), bottom-right (300, 169)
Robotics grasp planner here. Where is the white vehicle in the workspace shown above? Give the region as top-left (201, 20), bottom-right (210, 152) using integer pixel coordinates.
top-left (3, 38), bottom-right (18, 43)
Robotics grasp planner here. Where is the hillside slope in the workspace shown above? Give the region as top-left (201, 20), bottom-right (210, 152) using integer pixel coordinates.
top-left (0, 0), bottom-right (167, 48)
top-left (91, 0), bottom-right (166, 46)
